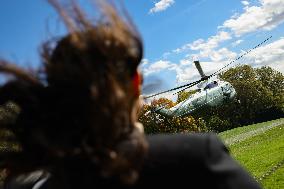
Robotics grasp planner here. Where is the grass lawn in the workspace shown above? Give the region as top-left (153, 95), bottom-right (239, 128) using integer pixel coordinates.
top-left (219, 118), bottom-right (284, 189)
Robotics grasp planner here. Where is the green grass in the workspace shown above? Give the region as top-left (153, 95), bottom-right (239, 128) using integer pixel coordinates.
top-left (219, 118), bottom-right (284, 189)
top-left (219, 118), bottom-right (284, 141)
top-left (263, 166), bottom-right (284, 189)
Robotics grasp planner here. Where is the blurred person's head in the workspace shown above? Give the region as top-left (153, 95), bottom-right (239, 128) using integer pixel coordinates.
top-left (0, 0), bottom-right (146, 185)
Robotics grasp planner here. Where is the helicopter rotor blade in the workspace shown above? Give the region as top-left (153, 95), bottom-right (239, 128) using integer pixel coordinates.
top-left (174, 36), bottom-right (272, 96)
top-left (143, 36), bottom-right (272, 100)
top-left (208, 36), bottom-right (272, 78)
top-left (194, 60), bottom-right (206, 79)
top-left (143, 77), bottom-right (206, 99)
top-left (173, 84), bottom-right (197, 95)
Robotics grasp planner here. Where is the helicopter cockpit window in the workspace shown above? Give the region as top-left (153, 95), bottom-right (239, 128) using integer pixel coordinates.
top-left (204, 81), bottom-right (218, 90)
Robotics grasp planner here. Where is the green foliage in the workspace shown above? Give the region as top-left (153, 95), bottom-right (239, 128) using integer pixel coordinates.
top-left (176, 90), bottom-right (197, 104)
top-left (222, 65), bottom-right (283, 115)
top-left (0, 102), bottom-right (20, 153)
top-left (0, 103), bottom-right (19, 184)
top-left (206, 115), bottom-right (231, 132)
top-left (203, 65), bottom-right (284, 132)
top-left (256, 66), bottom-right (284, 112)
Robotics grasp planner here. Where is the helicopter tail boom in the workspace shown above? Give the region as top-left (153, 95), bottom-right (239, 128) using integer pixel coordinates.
top-left (153, 106), bottom-right (175, 118)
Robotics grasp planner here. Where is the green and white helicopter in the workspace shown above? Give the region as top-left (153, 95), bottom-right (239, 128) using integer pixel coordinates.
top-left (145, 60), bottom-right (236, 118)
top-left (143, 36), bottom-right (272, 118)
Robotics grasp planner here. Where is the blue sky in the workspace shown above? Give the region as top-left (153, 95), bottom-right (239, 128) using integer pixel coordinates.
top-left (0, 0), bottom-right (284, 97)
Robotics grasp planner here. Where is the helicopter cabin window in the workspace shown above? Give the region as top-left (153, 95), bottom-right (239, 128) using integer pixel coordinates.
top-left (204, 81), bottom-right (218, 90)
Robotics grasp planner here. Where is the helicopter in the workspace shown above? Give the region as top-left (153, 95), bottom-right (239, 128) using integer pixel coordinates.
top-left (143, 36), bottom-right (272, 118)
top-left (148, 61), bottom-right (236, 118)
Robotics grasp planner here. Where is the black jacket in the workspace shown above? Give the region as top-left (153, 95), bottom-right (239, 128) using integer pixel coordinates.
top-left (4, 133), bottom-right (261, 189)
top-left (137, 133), bottom-right (261, 188)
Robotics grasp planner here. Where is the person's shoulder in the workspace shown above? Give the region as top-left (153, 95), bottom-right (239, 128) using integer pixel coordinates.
top-left (135, 133), bottom-right (228, 188)
top-left (146, 132), bottom-right (225, 152)
top-left (142, 133), bottom-right (261, 189)
top-left (145, 133), bottom-right (226, 166)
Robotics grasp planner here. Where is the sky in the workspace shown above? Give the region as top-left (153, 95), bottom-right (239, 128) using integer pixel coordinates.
top-left (0, 0), bottom-right (284, 97)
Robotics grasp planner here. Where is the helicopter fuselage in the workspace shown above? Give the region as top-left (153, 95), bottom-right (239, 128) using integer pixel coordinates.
top-left (155, 80), bottom-right (236, 118)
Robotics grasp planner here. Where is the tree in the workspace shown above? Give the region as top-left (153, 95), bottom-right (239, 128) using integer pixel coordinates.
top-left (255, 66), bottom-right (284, 111)
top-left (176, 90), bottom-right (198, 104)
top-left (0, 102), bottom-right (20, 153)
top-left (206, 65), bottom-right (284, 129)
top-left (138, 98), bottom-right (207, 134)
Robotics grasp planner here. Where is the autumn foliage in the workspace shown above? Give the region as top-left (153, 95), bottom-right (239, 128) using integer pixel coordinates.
top-left (138, 98), bottom-right (207, 134)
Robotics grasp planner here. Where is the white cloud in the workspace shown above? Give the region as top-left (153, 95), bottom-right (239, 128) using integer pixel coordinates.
top-left (241, 1), bottom-right (250, 6)
top-left (176, 61), bottom-right (226, 83)
top-left (176, 37), bottom-right (284, 84)
top-left (174, 47), bottom-right (236, 83)
top-left (149, 60), bottom-right (172, 70)
top-left (172, 31), bottom-right (231, 54)
top-left (145, 0), bottom-right (284, 90)
top-left (149, 0), bottom-right (175, 13)
top-left (183, 47), bottom-right (236, 64)
top-left (141, 59), bottom-right (149, 65)
top-left (161, 30), bottom-right (235, 84)
top-left (162, 52), bottom-right (171, 58)
top-left (143, 60), bottom-right (176, 75)
top-left (231, 12), bottom-right (240, 19)
top-left (139, 59), bottom-right (150, 70)
top-left (141, 55), bottom-right (235, 84)
top-left (143, 36), bottom-right (284, 96)
top-left (191, 31), bottom-right (232, 51)
top-left (222, 0), bottom-right (284, 36)
top-left (209, 48), bottom-right (237, 62)
top-left (173, 39), bottom-right (204, 53)
top-left (143, 36), bottom-right (284, 86)
top-left (244, 37), bottom-right (284, 73)
top-left (175, 66), bottom-right (197, 83)
top-left (232, 39), bottom-right (244, 47)
top-left (180, 59), bottom-right (192, 66)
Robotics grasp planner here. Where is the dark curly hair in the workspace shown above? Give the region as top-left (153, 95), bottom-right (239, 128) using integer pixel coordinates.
top-left (0, 0), bottom-right (147, 186)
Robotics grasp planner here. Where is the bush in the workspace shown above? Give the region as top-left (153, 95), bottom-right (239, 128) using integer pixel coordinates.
top-left (139, 98), bottom-right (207, 134)
top-left (206, 115), bottom-right (231, 132)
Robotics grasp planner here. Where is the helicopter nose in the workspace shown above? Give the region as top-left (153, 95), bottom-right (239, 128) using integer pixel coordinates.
top-left (222, 84), bottom-right (237, 100)
top-left (229, 87), bottom-right (237, 100)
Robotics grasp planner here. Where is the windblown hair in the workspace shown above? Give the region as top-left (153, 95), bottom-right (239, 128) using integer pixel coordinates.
top-left (0, 0), bottom-right (147, 186)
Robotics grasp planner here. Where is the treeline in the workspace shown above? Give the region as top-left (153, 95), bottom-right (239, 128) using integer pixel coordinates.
top-left (139, 65), bottom-right (284, 133)
top-left (0, 65), bottom-right (283, 135)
